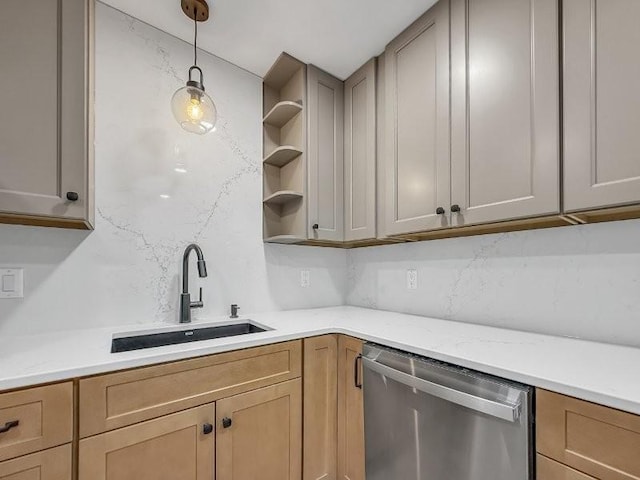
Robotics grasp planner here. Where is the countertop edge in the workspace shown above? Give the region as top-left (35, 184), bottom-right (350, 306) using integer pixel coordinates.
top-left (1, 317), bottom-right (639, 417)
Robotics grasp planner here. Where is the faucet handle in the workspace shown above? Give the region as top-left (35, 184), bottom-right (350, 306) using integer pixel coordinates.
top-left (191, 287), bottom-right (204, 309)
top-left (230, 304), bottom-right (240, 319)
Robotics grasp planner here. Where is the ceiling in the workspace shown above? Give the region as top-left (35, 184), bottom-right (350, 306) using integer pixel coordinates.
top-left (100, 0), bottom-right (438, 79)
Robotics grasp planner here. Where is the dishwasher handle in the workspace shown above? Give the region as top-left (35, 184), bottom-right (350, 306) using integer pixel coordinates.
top-left (354, 354), bottom-right (363, 389)
top-left (362, 357), bottom-right (521, 422)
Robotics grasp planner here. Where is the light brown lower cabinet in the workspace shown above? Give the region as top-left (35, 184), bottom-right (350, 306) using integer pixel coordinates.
top-left (337, 336), bottom-right (364, 480)
top-left (216, 379), bottom-right (302, 480)
top-left (78, 404), bottom-right (215, 480)
top-left (0, 444), bottom-right (72, 480)
top-left (537, 389), bottom-right (640, 480)
top-left (0, 382), bottom-right (73, 462)
top-left (303, 335), bottom-right (338, 480)
top-left (79, 340), bottom-right (301, 438)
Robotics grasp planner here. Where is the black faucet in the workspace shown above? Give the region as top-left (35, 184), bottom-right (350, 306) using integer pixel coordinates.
top-left (180, 243), bottom-right (207, 323)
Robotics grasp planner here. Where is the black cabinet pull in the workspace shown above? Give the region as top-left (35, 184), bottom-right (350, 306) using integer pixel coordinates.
top-left (312, 223), bottom-right (319, 230)
top-left (222, 417), bottom-right (232, 429)
top-left (202, 423), bottom-right (213, 435)
top-left (436, 207), bottom-right (445, 215)
top-left (0, 420), bottom-right (19, 434)
top-left (450, 204), bottom-right (461, 213)
top-left (354, 354), bottom-right (363, 389)
top-left (66, 192), bottom-right (79, 202)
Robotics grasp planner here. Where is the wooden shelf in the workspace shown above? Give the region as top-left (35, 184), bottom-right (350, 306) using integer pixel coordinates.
top-left (263, 146), bottom-right (303, 167)
top-left (263, 53), bottom-right (305, 91)
top-left (263, 235), bottom-right (306, 244)
top-left (263, 190), bottom-right (304, 206)
top-left (263, 101), bottom-right (303, 128)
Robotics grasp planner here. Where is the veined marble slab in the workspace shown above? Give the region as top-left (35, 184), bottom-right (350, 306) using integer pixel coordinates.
top-left (1, 306), bottom-right (639, 416)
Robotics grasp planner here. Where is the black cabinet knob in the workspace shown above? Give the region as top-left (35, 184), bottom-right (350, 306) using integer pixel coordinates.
top-left (66, 192), bottom-right (79, 202)
top-left (202, 423), bottom-right (213, 435)
top-left (451, 204), bottom-right (461, 213)
top-left (222, 417), bottom-right (232, 429)
top-left (436, 207), bottom-right (445, 215)
top-left (312, 224), bottom-right (319, 230)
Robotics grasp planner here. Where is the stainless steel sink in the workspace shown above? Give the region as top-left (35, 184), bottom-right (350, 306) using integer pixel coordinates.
top-left (111, 321), bottom-right (270, 353)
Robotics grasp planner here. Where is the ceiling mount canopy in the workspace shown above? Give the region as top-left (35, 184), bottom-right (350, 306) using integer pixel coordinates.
top-left (181, 0), bottom-right (209, 22)
top-left (171, 0), bottom-right (218, 135)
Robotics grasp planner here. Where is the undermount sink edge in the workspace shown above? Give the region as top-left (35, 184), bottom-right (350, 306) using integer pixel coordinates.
top-left (111, 320), bottom-right (273, 353)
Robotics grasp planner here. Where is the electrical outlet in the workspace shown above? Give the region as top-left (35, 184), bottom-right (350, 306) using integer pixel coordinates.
top-left (0, 268), bottom-right (24, 299)
top-left (300, 270), bottom-right (310, 288)
top-left (406, 269), bottom-right (418, 290)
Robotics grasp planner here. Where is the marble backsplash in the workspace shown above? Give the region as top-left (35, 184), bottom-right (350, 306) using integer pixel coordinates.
top-left (347, 219), bottom-right (640, 347)
top-left (0, 4), bottom-right (346, 336)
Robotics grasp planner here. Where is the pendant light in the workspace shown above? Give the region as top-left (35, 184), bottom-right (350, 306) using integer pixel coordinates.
top-left (171, 0), bottom-right (217, 135)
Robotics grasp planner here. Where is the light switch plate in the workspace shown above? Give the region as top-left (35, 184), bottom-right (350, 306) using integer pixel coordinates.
top-left (0, 268), bottom-right (24, 298)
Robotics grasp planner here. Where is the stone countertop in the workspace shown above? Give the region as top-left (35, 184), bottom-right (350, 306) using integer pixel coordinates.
top-left (1, 306), bottom-right (639, 415)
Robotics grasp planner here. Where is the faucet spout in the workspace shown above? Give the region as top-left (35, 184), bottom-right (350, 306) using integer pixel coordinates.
top-left (180, 243), bottom-right (207, 323)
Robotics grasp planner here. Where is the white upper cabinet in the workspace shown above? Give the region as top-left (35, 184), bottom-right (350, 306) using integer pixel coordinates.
top-left (383, 0), bottom-right (451, 236)
top-left (307, 66), bottom-right (345, 242)
top-left (563, 0), bottom-right (640, 212)
top-left (450, 0), bottom-right (560, 226)
top-left (0, 0), bottom-right (94, 229)
top-left (344, 59), bottom-right (377, 242)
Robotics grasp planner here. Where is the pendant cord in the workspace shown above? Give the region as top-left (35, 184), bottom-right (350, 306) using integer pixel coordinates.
top-left (193, 8), bottom-right (198, 66)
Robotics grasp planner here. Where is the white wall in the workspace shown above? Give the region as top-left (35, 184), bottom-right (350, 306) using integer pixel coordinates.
top-left (0, 4), bottom-right (346, 336)
top-left (1, 3), bottom-right (639, 350)
top-left (347, 219), bottom-right (640, 347)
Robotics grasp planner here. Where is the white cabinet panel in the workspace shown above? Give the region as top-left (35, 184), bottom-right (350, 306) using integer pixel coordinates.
top-left (0, 0), bottom-right (94, 228)
top-left (308, 66), bottom-right (344, 241)
top-left (450, 0), bottom-right (559, 226)
top-left (344, 59), bottom-right (376, 241)
top-left (383, 0), bottom-right (451, 236)
top-left (564, 0), bottom-right (640, 212)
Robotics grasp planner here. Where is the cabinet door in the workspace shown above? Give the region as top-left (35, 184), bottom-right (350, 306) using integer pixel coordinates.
top-left (0, 444), bottom-right (71, 480)
top-left (450, 0), bottom-right (559, 225)
top-left (303, 336), bottom-right (338, 480)
top-left (344, 59), bottom-right (377, 242)
top-left (563, 0), bottom-right (640, 212)
top-left (337, 336), bottom-right (364, 480)
top-left (537, 389), bottom-right (640, 480)
top-left (308, 66), bottom-right (344, 241)
top-left (216, 379), bottom-right (302, 480)
top-left (383, 0), bottom-right (450, 236)
top-left (0, 0), bottom-right (93, 228)
top-left (78, 404), bottom-right (215, 480)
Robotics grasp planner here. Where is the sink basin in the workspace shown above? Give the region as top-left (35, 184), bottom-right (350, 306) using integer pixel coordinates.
top-left (111, 321), bottom-right (269, 353)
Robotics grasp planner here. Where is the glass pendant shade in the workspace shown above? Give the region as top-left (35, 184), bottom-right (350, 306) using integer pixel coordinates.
top-left (172, 66), bottom-right (217, 135)
top-left (171, 83), bottom-right (217, 135)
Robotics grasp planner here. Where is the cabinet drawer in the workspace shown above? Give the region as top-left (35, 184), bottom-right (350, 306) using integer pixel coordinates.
top-left (537, 455), bottom-right (596, 480)
top-left (537, 389), bottom-right (640, 480)
top-left (0, 383), bottom-right (73, 462)
top-left (0, 444), bottom-right (72, 480)
top-left (79, 340), bottom-right (302, 437)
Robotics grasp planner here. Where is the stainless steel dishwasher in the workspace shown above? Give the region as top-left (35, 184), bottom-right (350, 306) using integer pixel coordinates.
top-left (362, 343), bottom-right (533, 480)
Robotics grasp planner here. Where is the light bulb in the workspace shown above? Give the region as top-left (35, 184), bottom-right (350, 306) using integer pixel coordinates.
top-left (187, 98), bottom-right (204, 121)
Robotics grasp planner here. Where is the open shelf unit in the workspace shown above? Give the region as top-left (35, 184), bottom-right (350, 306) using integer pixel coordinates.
top-left (263, 53), bottom-right (307, 243)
